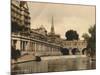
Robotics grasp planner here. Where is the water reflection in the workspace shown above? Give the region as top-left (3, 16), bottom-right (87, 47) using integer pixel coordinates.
top-left (12, 57), bottom-right (96, 74)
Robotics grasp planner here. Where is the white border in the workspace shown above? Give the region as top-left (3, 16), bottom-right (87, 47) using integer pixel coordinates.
top-left (20, 0), bottom-right (96, 5)
top-left (0, 0), bottom-right (98, 75)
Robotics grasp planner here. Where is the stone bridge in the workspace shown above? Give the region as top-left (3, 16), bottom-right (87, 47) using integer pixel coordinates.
top-left (62, 40), bottom-right (87, 55)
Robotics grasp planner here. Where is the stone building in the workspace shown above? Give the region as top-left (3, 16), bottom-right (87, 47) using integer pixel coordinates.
top-left (11, 0), bottom-right (30, 32)
top-left (11, 0), bottom-right (62, 57)
top-left (62, 40), bottom-right (87, 54)
top-left (11, 0), bottom-right (87, 58)
top-left (47, 17), bottom-right (62, 45)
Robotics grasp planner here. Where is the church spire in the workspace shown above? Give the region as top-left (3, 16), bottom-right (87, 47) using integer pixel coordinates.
top-left (51, 16), bottom-right (55, 34)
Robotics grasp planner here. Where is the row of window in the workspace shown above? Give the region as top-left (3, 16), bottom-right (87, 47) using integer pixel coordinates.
top-left (12, 10), bottom-right (30, 21)
top-left (12, 15), bottom-right (30, 27)
top-left (11, 2), bottom-right (30, 15)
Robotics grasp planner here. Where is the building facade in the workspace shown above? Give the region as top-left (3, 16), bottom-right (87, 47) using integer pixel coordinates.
top-left (11, 0), bottom-right (87, 58)
top-left (11, 0), bottom-right (62, 56)
top-left (11, 0), bottom-right (30, 32)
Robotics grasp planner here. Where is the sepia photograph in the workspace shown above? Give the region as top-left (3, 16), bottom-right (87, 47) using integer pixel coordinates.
top-left (11, 0), bottom-right (96, 74)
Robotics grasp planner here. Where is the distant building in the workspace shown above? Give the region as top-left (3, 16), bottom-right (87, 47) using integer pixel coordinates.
top-left (47, 17), bottom-right (62, 45)
top-left (62, 40), bottom-right (87, 54)
top-left (33, 25), bottom-right (47, 36)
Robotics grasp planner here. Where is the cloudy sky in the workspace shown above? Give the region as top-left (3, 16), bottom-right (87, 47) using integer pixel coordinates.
top-left (28, 2), bottom-right (95, 40)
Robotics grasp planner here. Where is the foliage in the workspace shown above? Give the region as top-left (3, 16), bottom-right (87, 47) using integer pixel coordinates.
top-left (65, 30), bottom-right (79, 40)
top-left (82, 33), bottom-right (90, 41)
top-left (82, 25), bottom-right (96, 57)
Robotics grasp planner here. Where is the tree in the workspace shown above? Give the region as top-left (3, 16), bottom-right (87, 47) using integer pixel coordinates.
top-left (82, 33), bottom-right (90, 41)
top-left (82, 25), bottom-right (96, 57)
top-left (65, 30), bottom-right (79, 40)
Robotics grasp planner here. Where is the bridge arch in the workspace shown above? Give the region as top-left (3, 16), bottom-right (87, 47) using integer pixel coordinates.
top-left (71, 48), bottom-right (80, 55)
top-left (60, 47), bottom-right (69, 55)
top-left (82, 48), bottom-right (87, 55)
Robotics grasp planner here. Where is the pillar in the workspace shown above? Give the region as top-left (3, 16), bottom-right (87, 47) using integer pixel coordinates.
top-left (69, 49), bottom-right (72, 55)
top-left (34, 42), bottom-right (36, 53)
top-left (16, 40), bottom-right (21, 50)
top-left (51, 47), bottom-right (53, 55)
top-left (80, 48), bottom-right (83, 55)
top-left (25, 41), bottom-right (28, 51)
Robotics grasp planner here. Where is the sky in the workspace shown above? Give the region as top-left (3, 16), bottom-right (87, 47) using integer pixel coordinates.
top-left (28, 2), bottom-right (95, 40)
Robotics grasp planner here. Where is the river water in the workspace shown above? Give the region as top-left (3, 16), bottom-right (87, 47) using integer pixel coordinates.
top-left (11, 55), bottom-right (96, 74)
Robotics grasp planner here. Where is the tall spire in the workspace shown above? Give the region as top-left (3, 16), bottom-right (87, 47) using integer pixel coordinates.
top-left (51, 16), bottom-right (55, 34)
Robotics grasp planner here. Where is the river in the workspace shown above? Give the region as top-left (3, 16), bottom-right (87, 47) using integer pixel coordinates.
top-left (11, 55), bottom-right (96, 74)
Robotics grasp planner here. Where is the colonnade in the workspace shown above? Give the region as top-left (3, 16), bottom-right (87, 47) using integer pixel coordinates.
top-left (11, 35), bottom-right (62, 56)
